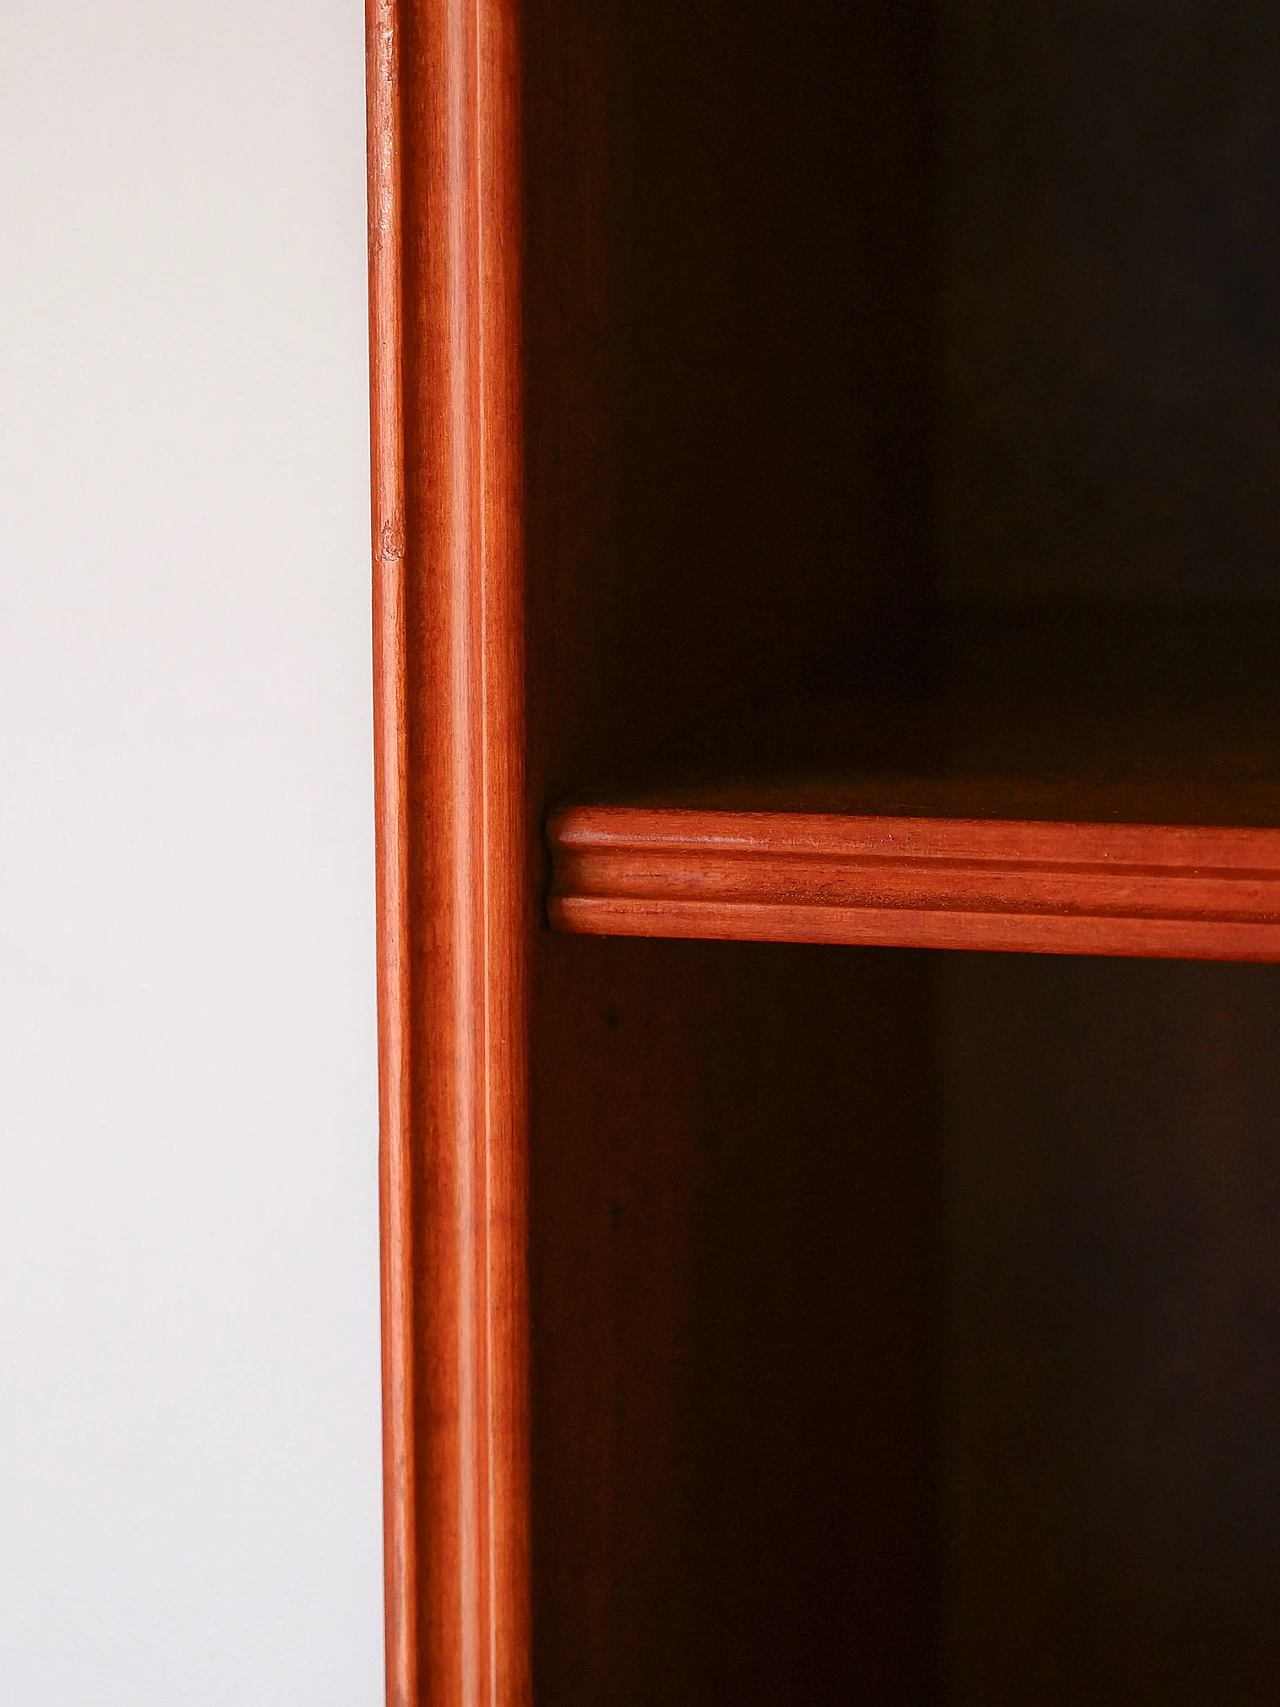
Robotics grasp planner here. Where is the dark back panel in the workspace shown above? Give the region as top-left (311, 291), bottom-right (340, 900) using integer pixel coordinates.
top-left (941, 0), bottom-right (1280, 601)
top-left (522, 4), bottom-right (1280, 1701)
top-left (524, 0), bottom-right (938, 805)
top-left (939, 11), bottom-right (1280, 1701)
top-left (942, 955), bottom-right (1280, 1705)
top-left (532, 939), bottom-right (938, 1705)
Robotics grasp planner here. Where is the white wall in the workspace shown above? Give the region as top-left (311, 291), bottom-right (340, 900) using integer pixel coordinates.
top-left (0, 4), bottom-right (382, 1702)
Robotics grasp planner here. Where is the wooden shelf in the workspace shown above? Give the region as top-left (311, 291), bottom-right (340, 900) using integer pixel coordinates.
top-left (548, 611), bottom-right (1280, 959)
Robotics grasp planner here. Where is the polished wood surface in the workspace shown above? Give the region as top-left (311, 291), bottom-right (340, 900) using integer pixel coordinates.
top-left (367, 1), bottom-right (529, 1703)
top-left (368, 0), bottom-right (939, 1698)
top-left (550, 809), bottom-right (1280, 959)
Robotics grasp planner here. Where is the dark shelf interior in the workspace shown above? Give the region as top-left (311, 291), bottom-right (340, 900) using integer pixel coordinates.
top-left (566, 607), bottom-right (1280, 827)
top-left (521, 0), bottom-right (1280, 1701)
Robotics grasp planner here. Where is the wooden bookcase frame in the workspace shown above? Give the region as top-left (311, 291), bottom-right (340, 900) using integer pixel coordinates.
top-left (368, 1), bottom-right (530, 1701)
top-left (367, 2), bottom-right (1280, 1703)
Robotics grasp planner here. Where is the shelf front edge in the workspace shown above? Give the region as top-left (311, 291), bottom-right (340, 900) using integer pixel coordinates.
top-left (548, 807), bottom-right (1280, 961)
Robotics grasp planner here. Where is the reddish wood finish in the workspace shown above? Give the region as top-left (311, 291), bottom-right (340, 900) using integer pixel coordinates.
top-left (369, 0), bottom-right (940, 1700)
top-left (549, 808), bottom-right (1280, 960)
top-left (548, 613), bottom-right (1280, 961)
top-left (367, 2), bottom-right (529, 1705)
top-left (364, 0), bottom-right (1280, 1696)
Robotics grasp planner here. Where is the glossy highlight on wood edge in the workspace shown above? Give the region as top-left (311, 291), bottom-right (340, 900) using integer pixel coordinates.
top-left (368, 2), bottom-right (530, 1704)
top-left (548, 807), bottom-right (1280, 960)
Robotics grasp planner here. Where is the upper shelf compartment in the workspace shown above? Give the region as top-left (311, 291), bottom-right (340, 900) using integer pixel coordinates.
top-left (535, 3), bottom-right (1280, 965)
top-left (548, 611), bottom-right (1280, 960)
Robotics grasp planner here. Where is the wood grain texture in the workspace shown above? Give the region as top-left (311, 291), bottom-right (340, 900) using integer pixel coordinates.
top-left (549, 809), bottom-right (1280, 960)
top-left (367, 2), bottom-right (529, 1704)
top-left (548, 611), bottom-right (1280, 960)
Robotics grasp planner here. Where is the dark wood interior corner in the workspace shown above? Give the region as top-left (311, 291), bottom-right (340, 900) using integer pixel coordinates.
top-left (370, 0), bottom-right (941, 1701)
top-left (367, 1), bottom-right (530, 1705)
top-left (520, 3), bottom-right (941, 1701)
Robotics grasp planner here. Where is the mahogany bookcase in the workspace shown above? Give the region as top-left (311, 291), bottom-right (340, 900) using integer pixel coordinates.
top-left (367, 1), bottom-right (1280, 1701)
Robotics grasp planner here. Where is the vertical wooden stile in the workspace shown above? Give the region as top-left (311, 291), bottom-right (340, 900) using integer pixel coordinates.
top-left (367, 0), bottom-right (529, 1703)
